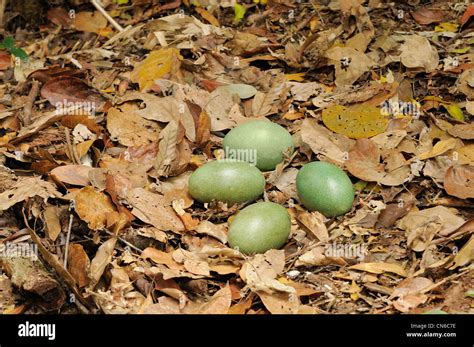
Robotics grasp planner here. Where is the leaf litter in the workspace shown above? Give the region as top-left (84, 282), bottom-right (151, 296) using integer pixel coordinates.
top-left (0, 0), bottom-right (472, 315)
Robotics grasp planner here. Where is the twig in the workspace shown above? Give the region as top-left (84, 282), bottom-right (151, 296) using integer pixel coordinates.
top-left (91, 0), bottom-right (124, 32)
top-left (23, 80), bottom-right (40, 126)
top-left (63, 214), bottom-right (74, 269)
top-left (64, 128), bottom-right (81, 164)
top-left (445, 28), bottom-right (474, 47)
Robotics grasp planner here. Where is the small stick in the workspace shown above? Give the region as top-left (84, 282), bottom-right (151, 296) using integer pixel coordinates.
top-left (91, 0), bottom-right (124, 33)
top-left (63, 214), bottom-right (74, 269)
top-left (23, 80), bottom-right (40, 126)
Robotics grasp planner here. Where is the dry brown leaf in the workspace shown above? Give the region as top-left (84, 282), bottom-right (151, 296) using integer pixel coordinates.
top-left (73, 11), bottom-right (108, 34)
top-left (444, 165), bottom-right (474, 199)
top-left (67, 244), bottom-right (90, 288)
top-left (43, 206), bottom-right (62, 241)
top-left (50, 165), bottom-right (95, 186)
top-left (411, 8), bottom-right (445, 25)
top-left (349, 262), bottom-right (407, 277)
top-left (126, 188), bottom-right (184, 233)
top-left (300, 118), bottom-right (354, 166)
top-left (400, 35), bottom-right (439, 72)
top-left (296, 210), bottom-right (329, 241)
top-left (89, 237), bottom-right (116, 283)
top-left (0, 177), bottom-right (61, 211)
top-left (172, 249), bottom-right (210, 276)
top-left (107, 105), bottom-right (161, 147)
top-left (142, 297), bottom-right (181, 314)
top-left (185, 285), bottom-right (232, 314)
top-left (325, 47), bottom-right (374, 87)
top-left (346, 138), bottom-right (411, 186)
top-left (296, 246), bottom-right (347, 267)
top-left (195, 221), bottom-right (228, 244)
top-left (252, 80), bottom-right (287, 117)
top-left (240, 250), bottom-right (295, 294)
top-left (257, 291), bottom-right (300, 314)
top-left (74, 186), bottom-right (117, 231)
top-left (447, 123), bottom-right (474, 140)
top-left (154, 120), bottom-right (179, 177)
top-left (142, 247), bottom-right (182, 269)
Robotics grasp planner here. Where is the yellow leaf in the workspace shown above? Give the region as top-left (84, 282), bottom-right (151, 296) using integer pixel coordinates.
top-left (195, 7), bottom-right (220, 26)
top-left (322, 104), bottom-right (389, 139)
top-left (131, 48), bottom-right (183, 91)
top-left (443, 103), bottom-right (465, 121)
top-left (434, 22), bottom-right (459, 32)
top-left (285, 73), bottom-right (305, 82)
top-left (449, 47), bottom-right (470, 54)
top-left (415, 138), bottom-right (458, 160)
top-left (349, 262), bottom-right (407, 277)
top-left (234, 3), bottom-right (246, 23)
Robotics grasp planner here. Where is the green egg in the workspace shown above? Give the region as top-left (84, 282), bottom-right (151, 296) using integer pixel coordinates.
top-left (296, 161), bottom-right (354, 217)
top-left (188, 160), bottom-right (265, 205)
top-left (228, 202), bottom-right (291, 254)
top-left (223, 120), bottom-right (294, 171)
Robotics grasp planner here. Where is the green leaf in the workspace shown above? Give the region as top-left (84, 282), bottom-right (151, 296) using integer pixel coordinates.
top-left (353, 180), bottom-right (368, 191)
top-left (2, 36), bottom-right (15, 49)
top-left (115, 0), bottom-right (129, 4)
top-left (423, 308), bottom-right (448, 314)
top-left (466, 289), bottom-right (474, 298)
top-left (9, 47), bottom-right (28, 62)
top-left (234, 3), bottom-right (246, 23)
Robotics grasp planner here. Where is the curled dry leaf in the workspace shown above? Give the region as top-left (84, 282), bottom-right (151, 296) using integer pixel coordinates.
top-left (126, 188), bottom-right (185, 233)
top-left (195, 221), bottom-right (228, 244)
top-left (296, 210), bottom-right (329, 242)
top-left (296, 246), bottom-right (347, 267)
top-left (346, 138), bottom-right (411, 186)
top-left (89, 237), bottom-right (117, 283)
top-left (444, 165), bottom-right (474, 199)
top-left (257, 291), bottom-right (300, 314)
top-left (43, 206), bottom-right (62, 241)
top-left (325, 47), bottom-right (374, 87)
top-left (154, 120), bottom-right (179, 177)
top-left (184, 284), bottom-right (232, 314)
top-left (449, 235), bottom-right (474, 269)
top-left (74, 186), bottom-right (117, 231)
top-left (300, 118), bottom-right (354, 166)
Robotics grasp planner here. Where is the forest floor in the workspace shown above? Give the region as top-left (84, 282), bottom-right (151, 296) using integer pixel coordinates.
top-left (0, 0), bottom-right (473, 314)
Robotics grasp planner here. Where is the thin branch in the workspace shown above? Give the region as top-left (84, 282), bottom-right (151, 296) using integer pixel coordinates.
top-left (91, 0), bottom-right (124, 32)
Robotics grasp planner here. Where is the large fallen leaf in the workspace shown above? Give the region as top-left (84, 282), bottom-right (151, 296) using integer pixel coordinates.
top-left (240, 250), bottom-right (295, 294)
top-left (400, 35), bottom-right (439, 72)
top-left (447, 123), bottom-right (474, 140)
top-left (296, 211), bottom-right (329, 241)
top-left (117, 92), bottom-right (175, 123)
top-left (0, 177), bottom-right (61, 211)
top-left (141, 247), bottom-right (182, 269)
top-left (415, 138), bottom-right (458, 160)
top-left (172, 249), bottom-right (210, 276)
top-left (74, 186), bottom-right (117, 230)
top-left (126, 188), bottom-right (184, 233)
top-left (322, 104), bottom-right (389, 139)
top-left (296, 246), bottom-right (347, 267)
top-left (349, 262), bottom-right (407, 277)
top-left (204, 88), bottom-right (237, 131)
top-left (345, 138), bottom-right (411, 186)
top-left (252, 80), bottom-right (287, 117)
top-left (444, 165), bottom-right (474, 199)
top-left (89, 237), bottom-right (117, 283)
top-left (131, 48), bottom-right (183, 91)
top-left (300, 118), bottom-right (354, 166)
top-left (43, 206), bottom-right (62, 241)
